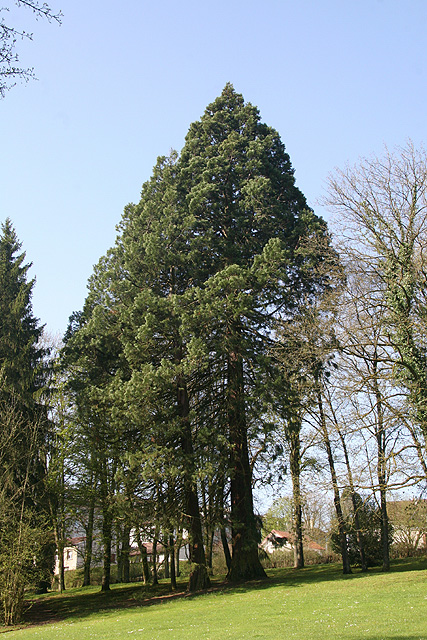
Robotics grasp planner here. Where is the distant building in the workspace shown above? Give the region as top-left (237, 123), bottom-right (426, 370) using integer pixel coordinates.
top-left (260, 529), bottom-right (325, 555)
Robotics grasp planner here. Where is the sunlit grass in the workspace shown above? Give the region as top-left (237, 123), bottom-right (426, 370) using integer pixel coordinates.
top-left (3, 558), bottom-right (427, 639)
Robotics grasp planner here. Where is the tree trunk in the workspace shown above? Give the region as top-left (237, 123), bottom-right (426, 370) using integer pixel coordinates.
top-left (136, 530), bottom-right (153, 584)
top-left (175, 542), bottom-right (180, 578)
top-left (54, 524), bottom-right (66, 592)
top-left (373, 360), bottom-right (390, 572)
top-left (169, 534), bottom-right (177, 590)
top-left (135, 531), bottom-right (150, 584)
top-left (83, 496), bottom-right (95, 587)
top-left (177, 377), bottom-right (211, 591)
top-left (288, 423), bottom-right (304, 569)
top-left (100, 459), bottom-right (114, 592)
top-left (58, 547), bottom-right (66, 593)
top-left (151, 532), bottom-right (159, 585)
top-left (226, 339), bottom-right (266, 582)
top-left (101, 513), bottom-right (113, 591)
top-left (317, 387), bottom-right (351, 574)
top-left (221, 525), bottom-right (232, 571)
top-left (101, 507), bottom-right (113, 592)
top-left (121, 525), bottom-right (130, 583)
top-left (116, 524), bottom-right (123, 583)
top-left (163, 536), bottom-right (170, 579)
top-left (337, 426), bottom-right (368, 572)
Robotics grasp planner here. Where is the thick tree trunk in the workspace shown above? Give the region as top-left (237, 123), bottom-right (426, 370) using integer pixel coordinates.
top-left (226, 341), bottom-right (266, 582)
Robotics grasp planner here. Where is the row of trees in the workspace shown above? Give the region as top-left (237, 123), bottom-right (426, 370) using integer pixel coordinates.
top-left (2, 85), bottom-right (427, 623)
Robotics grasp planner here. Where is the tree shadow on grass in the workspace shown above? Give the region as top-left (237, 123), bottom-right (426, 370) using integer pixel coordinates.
top-left (18, 556), bottom-right (427, 630)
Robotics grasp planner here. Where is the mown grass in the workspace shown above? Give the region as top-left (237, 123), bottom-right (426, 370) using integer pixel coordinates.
top-left (3, 558), bottom-right (427, 639)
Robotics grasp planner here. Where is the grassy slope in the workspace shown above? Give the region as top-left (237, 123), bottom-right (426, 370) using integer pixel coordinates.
top-left (3, 559), bottom-right (427, 640)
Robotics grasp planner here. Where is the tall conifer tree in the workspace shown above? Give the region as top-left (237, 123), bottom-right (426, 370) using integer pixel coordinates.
top-left (177, 84), bottom-right (328, 580)
top-left (0, 219), bottom-right (52, 622)
top-left (64, 85), bottom-right (331, 586)
top-left (0, 218), bottom-right (48, 489)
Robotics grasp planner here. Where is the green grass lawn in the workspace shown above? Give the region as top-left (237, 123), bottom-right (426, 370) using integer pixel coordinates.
top-left (3, 559), bottom-right (427, 639)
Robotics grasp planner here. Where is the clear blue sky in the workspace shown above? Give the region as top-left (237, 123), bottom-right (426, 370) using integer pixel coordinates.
top-left (1, 0), bottom-right (426, 336)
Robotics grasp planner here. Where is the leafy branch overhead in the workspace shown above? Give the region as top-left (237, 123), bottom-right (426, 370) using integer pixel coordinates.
top-left (0, 0), bottom-right (61, 97)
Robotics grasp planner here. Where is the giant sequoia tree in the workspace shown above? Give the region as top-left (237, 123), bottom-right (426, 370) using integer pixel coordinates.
top-left (177, 84), bottom-right (328, 580)
top-left (64, 85), bottom-right (330, 586)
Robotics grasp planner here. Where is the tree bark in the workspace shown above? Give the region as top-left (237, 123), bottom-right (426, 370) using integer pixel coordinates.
top-left (337, 426), bottom-right (368, 571)
top-left (151, 533), bottom-right (159, 585)
top-left (288, 423), bottom-right (304, 569)
top-left (317, 388), bottom-right (351, 574)
top-left (177, 377), bottom-right (211, 591)
top-left (226, 339), bottom-right (266, 582)
top-left (101, 511), bottom-right (113, 591)
top-left (135, 531), bottom-right (151, 584)
top-left (169, 534), bottom-right (177, 590)
top-left (221, 525), bottom-right (232, 571)
top-left (373, 363), bottom-right (390, 572)
top-left (100, 458), bottom-right (114, 592)
top-left (83, 496), bottom-right (95, 587)
top-left (121, 525), bottom-right (130, 583)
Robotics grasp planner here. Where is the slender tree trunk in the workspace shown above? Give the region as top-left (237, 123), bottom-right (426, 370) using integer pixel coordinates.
top-left (288, 423), bottom-right (304, 569)
top-left (221, 525), bottom-right (232, 571)
top-left (337, 427), bottom-right (368, 571)
top-left (121, 525), bottom-right (130, 583)
top-left (53, 521), bottom-right (66, 592)
top-left (226, 334), bottom-right (266, 582)
top-left (100, 459), bottom-right (114, 592)
top-left (163, 535), bottom-right (170, 579)
top-left (169, 534), bottom-right (176, 589)
top-left (135, 531), bottom-right (151, 584)
top-left (175, 542), bottom-right (180, 578)
top-left (373, 364), bottom-right (390, 572)
top-left (317, 388), bottom-right (351, 574)
top-left (83, 496), bottom-right (95, 587)
top-left (116, 524), bottom-right (123, 583)
top-left (101, 512), bottom-right (113, 591)
top-left (177, 376), bottom-right (211, 591)
top-left (47, 454), bottom-right (66, 592)
top-left (151, 530), bottom-right (159, 585)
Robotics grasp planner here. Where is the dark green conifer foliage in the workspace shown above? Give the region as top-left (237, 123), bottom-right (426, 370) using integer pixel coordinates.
top-left (62, 85), bottom-right (331, 587)
top-left (0, 219), bottom-right (52, 621)
top-left (0, 218), bottom-right (49, 492)
top-left (0, 218), bottom-right (46, 409)
top-left (62, 250), bottom-right (127, 592)
top-left (117, 153), bottom-right (211, 591)
top-left (177, 84), bottom-right (328, 581)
